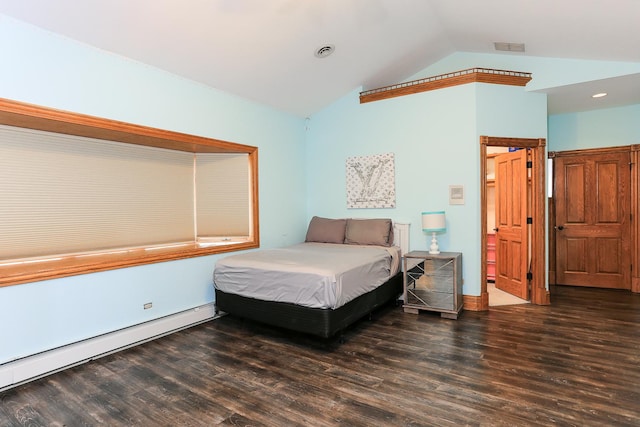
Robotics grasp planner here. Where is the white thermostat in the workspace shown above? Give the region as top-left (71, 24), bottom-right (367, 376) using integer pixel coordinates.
top-left (449, 185), bottom-right (464, 205)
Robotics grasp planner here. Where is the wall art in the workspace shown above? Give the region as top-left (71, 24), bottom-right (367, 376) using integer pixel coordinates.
top-left (346, 152), bottom-right (395, 208)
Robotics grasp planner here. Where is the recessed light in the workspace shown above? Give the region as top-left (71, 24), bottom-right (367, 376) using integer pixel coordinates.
top-left (592, 92), bottom-right (607, 98)
top-left (314, 45), bottom-right (335, 58)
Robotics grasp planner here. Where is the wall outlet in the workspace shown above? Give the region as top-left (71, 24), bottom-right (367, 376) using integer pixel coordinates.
top-left (143, 302), bottom-right (153, 310)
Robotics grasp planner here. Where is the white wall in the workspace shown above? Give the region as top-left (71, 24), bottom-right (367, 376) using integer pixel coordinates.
top-left (0, 16), bottom-right (308, 364)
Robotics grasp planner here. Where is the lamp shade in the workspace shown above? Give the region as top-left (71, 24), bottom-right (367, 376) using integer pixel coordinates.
top-left (422, 211), bottom-right (446, 232)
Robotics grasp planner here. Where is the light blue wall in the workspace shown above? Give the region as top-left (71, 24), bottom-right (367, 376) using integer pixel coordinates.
top-left (407, 52), bottom-right (640, 94)
top-left (548, 104), bottom-right (640, 151)
top-left (476, 84), bottom-right (547, 137)
top-left (306, 84), bottom-right (477, 244)
top-left (0, 16), bottom-right (307, 363)
top-left (306, 81), bottom-right (547, 297)
top-left (412, 51), bottom-right (639, 153)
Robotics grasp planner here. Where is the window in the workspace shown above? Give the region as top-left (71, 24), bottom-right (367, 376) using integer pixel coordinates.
top-left (0, 98), bottom-right (259, 287)
top-left (196, 153), bottom-right (252, 243)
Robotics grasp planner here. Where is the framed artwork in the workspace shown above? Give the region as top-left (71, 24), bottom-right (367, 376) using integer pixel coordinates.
top-left (346, 152), bottom-right (395, 208)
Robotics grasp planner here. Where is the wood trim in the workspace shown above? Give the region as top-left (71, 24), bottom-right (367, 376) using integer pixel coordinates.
top-left (360, 68), bottom-right (532, 104)
top-left (549, 145), bottom-right (630, 158)
top-left (548, 197), bottom-right (556, 285)
top-left (0, 241), bottom-right (258, 288)
top-left (463, 294), bottom-right (487, 311)
top-left (0, 97), bottom-right (260, 287)
top-left (480, 137), bottom-right (489, 310)
top-left (531, 139), bottom-right (551, 305)
top-left (250, 150), bottom-right (261, 252)
top-left (0, 97), bottom-right (256, 154)
top-left (482, 136), bottom-right (543, 148)
top-left (632, 146), bottom-right (640, 293)
top-left (480, 136), bottom-right (549, 310)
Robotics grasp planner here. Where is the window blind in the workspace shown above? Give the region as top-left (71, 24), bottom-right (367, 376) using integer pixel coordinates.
top-left (195, 153), bottom-right (251, 238)
top-left (0, 125), bottom-right (194, 260)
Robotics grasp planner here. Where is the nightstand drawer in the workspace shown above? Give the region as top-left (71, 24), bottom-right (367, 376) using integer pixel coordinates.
top-left (409, 272), bottom-right (452, 294)
top-left (407, 289), bottom-right (454, 310)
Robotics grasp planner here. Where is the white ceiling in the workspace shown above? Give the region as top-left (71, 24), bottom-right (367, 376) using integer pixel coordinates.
top-left (0, 0), bottom-right (639, 117)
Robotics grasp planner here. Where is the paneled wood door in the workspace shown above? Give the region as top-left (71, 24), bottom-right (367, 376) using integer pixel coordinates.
top-left (554, 150), bottom-right (631, 289)
top-left (494, 149), bottom-right (529, 299)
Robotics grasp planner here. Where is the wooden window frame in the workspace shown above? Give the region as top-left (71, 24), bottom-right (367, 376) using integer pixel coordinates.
top-left (0, 97), bottom-right (259, 287)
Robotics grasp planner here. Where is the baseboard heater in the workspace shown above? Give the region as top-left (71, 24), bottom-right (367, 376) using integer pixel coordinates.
top-left (0, 303), bottom-right (219, 392)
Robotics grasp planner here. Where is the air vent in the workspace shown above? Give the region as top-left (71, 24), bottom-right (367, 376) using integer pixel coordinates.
top-left (314, 45), bottom-right (335, 58)
top-left (494, 42), bottom-right (525, 52)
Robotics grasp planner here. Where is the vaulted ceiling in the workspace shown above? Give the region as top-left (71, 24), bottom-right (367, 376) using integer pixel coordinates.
top-left (1, 0), bottom-right (639, 117)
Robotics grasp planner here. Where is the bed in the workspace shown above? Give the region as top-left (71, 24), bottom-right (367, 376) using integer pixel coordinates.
top-left (213, 217), bottom-right (409, 338)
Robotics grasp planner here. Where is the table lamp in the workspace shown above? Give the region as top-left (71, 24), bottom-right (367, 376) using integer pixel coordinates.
top-left (422, 211), bottom-right (446, 254)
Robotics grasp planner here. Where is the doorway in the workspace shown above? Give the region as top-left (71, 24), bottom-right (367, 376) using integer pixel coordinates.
top-left (480, 136), bottom-right (549, 310)
top-left (549, 146), bottom-right (632, 290)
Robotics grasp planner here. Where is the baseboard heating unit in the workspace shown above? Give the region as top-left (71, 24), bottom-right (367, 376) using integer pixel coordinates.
top-left (0, 303), bottom-right (219, 392)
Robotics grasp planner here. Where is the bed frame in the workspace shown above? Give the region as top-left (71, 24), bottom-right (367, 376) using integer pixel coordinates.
top-left (215, 272), bottom-right (402, 338)
top-left (214, 222), bottom-right (410, 338)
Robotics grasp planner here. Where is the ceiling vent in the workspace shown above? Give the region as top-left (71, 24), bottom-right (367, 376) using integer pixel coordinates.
top-left (494, 42), bottom-right (525, 52)
top-left (314, 45), bottom-right (335, 58)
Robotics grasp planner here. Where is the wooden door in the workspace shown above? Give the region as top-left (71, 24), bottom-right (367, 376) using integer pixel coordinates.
top-left (494, 149), bottom-right (529, 299)
top-left (554, 151), bottom-right (631, 289)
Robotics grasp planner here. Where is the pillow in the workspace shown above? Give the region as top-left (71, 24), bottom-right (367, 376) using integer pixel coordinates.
top-left (305, 216), bottom-right (347, 243)
top-left (344, 218), bottom-right (393, 247)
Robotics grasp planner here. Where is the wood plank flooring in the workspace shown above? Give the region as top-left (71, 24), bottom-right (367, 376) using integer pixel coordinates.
top-left (1, 285), bottom-right (639, 426)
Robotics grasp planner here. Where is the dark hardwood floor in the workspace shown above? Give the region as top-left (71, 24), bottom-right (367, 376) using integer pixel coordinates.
top-left (2, 285), bottom-right (639, 426)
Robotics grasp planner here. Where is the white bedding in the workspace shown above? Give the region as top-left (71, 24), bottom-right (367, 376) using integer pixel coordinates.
top-left (213, 242), bottom-right (400, 309)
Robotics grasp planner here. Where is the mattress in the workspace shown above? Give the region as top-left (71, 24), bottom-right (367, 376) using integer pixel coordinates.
top-left (213, 242), bottom-right (400, 310)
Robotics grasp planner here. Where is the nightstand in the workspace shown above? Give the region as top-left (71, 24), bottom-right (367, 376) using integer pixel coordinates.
top-left (402, 251), bottom-right (463, 319)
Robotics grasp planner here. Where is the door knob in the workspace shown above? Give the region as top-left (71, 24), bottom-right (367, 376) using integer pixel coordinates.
top-left (493, 227), bottom-right (499, 232)
top-left (555, 225), bottom-right (564, 231)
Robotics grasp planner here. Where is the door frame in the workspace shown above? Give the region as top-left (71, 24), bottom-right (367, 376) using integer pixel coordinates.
top-left (480, 136), bottom-right (550, 310)
top-left (549, 144), bottom-right (640, 293)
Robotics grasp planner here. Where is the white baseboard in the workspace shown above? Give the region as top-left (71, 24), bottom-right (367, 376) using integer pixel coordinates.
top-left (0, 303), bottom-right (219, 392)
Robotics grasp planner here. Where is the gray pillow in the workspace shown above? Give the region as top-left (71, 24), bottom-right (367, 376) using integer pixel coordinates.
top-left (305, 216), bottom-right (347, 243)
top-left (344, 218), bottom-right (393, 246)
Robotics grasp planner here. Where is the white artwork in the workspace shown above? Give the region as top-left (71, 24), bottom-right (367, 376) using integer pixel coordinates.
top-left (346, 153), bottom-right (396, 209)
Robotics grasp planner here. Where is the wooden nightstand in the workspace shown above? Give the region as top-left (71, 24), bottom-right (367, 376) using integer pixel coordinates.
top-left (402, 251), bottom-right (463, 319)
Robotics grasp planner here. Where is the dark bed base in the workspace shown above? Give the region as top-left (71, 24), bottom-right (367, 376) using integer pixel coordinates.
top-left (214, 271), bottom-right (403, 338)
